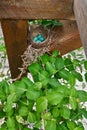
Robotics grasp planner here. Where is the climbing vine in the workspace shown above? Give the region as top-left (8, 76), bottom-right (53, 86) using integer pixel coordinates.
top-left (0, 51), bottom-right (87, 130)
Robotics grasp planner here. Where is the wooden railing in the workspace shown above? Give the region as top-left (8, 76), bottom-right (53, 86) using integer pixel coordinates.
top-left (0, 0), bottom-right (73, 19)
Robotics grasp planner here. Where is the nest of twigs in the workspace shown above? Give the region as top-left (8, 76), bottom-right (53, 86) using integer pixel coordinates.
top-left (13, 25), bottom-right (57, 81)
top-left (30, 25), bottom-right (50, 48)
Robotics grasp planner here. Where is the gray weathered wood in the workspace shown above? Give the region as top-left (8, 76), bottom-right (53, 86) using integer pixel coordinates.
top-left (74, 0), bottom-right (87, 57)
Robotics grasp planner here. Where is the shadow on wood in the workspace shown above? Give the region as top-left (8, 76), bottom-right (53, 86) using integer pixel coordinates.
top-left (49, 20), bottom-right (82, 55)
top-left (1, 20), bottom-right (28, 79)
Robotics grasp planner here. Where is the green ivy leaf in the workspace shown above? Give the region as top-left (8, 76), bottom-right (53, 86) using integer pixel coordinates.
top-left (7, 117), bottom-right (15, 128)
top-left (41, 112), bottom-right (51, 120)
top-left (55, 57), bottom-right (64, 70)
top-left (0, 43), bottom-right (6, 52)
top-left (28, 112), bottom-right (36, 123)
top-left (0, 123), bottom-right (7, 130)
top-left (42, 20), bottom-right (53, 27)
top-left (52, 108), bottom-right (60, 118)
top-left (16, 115), bottom-right (24, 124)
top-left (4, 93), bottom-right (16, 112)
top-left (28, 62), bottom-right (42, 75)
top-left (8, 128), bottom-right (16, 130)
top-left (22, 77), bottom-right (33, 88)
top-left (0, 111), bottom-right (5, 118)
top-left (67, 121), bottom-right (77, 130)
top-left (2, 80), bottom-right (9, 95)
top-left (59, 69), bottom-right (69, 81)
top-left (46, 62), bottom-right (56, 75)
top-left (80, 108), bottom-right (87, 118)
top-left (52, 51), bottom-right (59, 57)
top-left (53, 20), bottom-right (62, 26)
top-left (38, 70), bottom-right (49, 81)
top-left (84, 60), bottom-right (87, 70)
top-left (14, 81), bottom-right (27, 99)
top-left (47, 91), bottom-right (64, 105)
top-left (73, 126), bottom-right (84, 130)
top-left (69, 73), bottom-right (76, 87)
top-left (35, 121), bottom-right (42, 129)
top-left (69, 96), bottom-right (77, 110)
top-left (56, 85), bottom-right (69, 96)
top-left (49, 78), bottom-right (61, 88)
top-left (26, 89), bottom-right (40, 100)
top-left (71, 70), bottom-right (83, 82)
top-left (33, 82), bottom-right (42, 90)
top-left (41, 78), bottom-right (49, 87)
top-left (78, 90), bottom-right (87, 102)
top-left (8, 83), bottom-right (15, 94)
top-left (49, 56), bottom-right (56, 63)
top-left (7, 93), bottom-right (16, 105)
top-left (45, 119), bottom-right (56, 130)
top-left (61, 106), bottom-right (70, 119)
top-left (4, 102), bottom-right (13, 113)
top-left (70, 87), bottom-right (77, 98)
top-left (73, 59), bottom-right (80, 67)
top-left (0, 87), bottom-right (6, 101)
top-left (6, 109), bottom-right (14, 116)
top-left (36, 97), bottom-right (48, 113)
top-left (19, 106), bottom-right (28, 117)
top-left (84, 72), bottom-right (87, 82)
top-left (27, 101), bottom-right (34, 111)
top-left (64, 58), bottom-right (74, 71)
top-left (60, 123), bottom-right (68, 130)
top-left (40, 54), bottom-right (49, 64)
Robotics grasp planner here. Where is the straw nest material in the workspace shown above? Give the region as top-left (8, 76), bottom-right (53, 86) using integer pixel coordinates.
top-left (30, 25), bottom-right (50, 48)
top-left (13, 25), bottom-right (56, 81)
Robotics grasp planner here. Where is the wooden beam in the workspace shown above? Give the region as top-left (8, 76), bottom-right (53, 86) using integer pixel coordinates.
top-left (1, 20), bottom-right (28, 79)
top-left (74, 0), bottom-right (87, 57)
top-left (0, 0), bottom-right (74, 20)
top-left (49, 20), bottom-right (82, 55)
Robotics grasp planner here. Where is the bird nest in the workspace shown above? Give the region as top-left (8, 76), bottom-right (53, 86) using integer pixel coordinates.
top-left (13, 25), bottom-right (57, 81)
top-left (30, 25), bottom-right (50, 48)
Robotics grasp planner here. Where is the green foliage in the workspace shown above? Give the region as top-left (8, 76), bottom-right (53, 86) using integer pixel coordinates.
top-left (0, 38), bottom-right (10, 79)
top-left (0, 51), bottom-right (87, 129)
top-left (45, 119), bottom-right (56, 130)
top-left (29, 20), bottom-right (62, 28)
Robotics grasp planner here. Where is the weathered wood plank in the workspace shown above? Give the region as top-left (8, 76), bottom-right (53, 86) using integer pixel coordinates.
top-left (0, 0), bottom-right (73, 19)
top-left (0, 0), bottom-right (15, 5)
top-left (74, 0), bottom-right (87, 57)
top-left (1, 20), bottom-right (28, 78)
top-left (49, 20), bottom-right (82, 55)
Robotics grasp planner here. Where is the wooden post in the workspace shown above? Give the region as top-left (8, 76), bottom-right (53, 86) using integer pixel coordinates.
top-left (74, 0), bottom-right (87, 57)
top-left (1, 20), bottom-right (28, 79)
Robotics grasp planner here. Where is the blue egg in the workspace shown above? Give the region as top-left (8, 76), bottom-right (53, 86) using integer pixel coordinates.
top-left (33, 34), bottom-right (46, 43)
top-left (40, 37), bottom-right (45, 42)
top-left (33, 36), bottom-right (39, 42)
top-left (35, 40), bottom-right (41, 43)
top-left (38, 34), bottom-right (43, 38)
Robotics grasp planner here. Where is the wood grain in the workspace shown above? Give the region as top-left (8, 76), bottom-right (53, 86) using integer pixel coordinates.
top-left (74, 0), bottom-right (87, 57)
top-left (0, 0), bottom-right (15, 5)
top-left (1, 20), bottom-right (28, 78)
top-left (49, 20), bottom-right (82, 55)
top-left (0, 0), bottom-right (73, 19)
